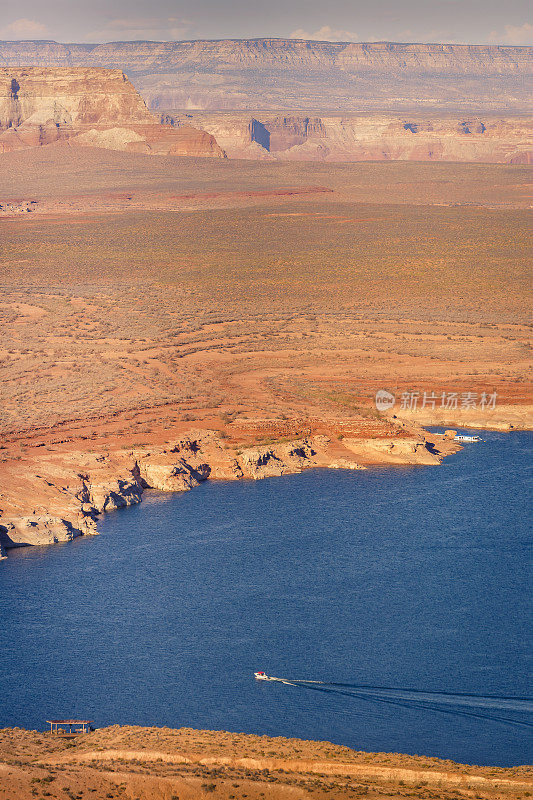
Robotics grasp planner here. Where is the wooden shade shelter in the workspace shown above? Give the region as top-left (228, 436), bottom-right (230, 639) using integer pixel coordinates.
top-left (47, 719), bottom-right (93, 734)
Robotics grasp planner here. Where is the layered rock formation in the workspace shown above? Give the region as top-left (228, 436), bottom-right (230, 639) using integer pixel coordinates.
top-left (0, 39), bottom-right (530, 112)
top-left (0, 428), bottom-right (458, 555)
top-left (0, 39), bottom-right (529, 73)
top-left (0, 66), bottom-right (155, 127)
top-left (0, 68), bottom-right (226, 156)
top-left (164, 111), bottom-right (533, 164)
top-left (1, 50), bottom-right (530, 161)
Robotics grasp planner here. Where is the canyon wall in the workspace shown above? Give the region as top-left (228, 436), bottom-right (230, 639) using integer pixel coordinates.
top-left (163, 111), bottom-right (533, 164)
top-left (0, 39), bottom-right (531, 112)
top-left (0, 39), bottom-right (529, 75)
top-left (0, 42), bottom-right (530, 161)
top-left (0, 67), bottom-right (155, 128)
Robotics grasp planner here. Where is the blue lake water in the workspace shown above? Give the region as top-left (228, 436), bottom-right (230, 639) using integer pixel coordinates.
top-left (1, 429), bottom-right (531, 766)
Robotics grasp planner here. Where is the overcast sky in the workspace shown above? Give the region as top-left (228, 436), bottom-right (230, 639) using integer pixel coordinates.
top-left (1, 0), bottom-right (532, 46)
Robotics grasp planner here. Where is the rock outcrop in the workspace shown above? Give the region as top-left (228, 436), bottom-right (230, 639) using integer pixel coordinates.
top-left (0, 428), bottom-right (459, 557)
top-left (70, 122), bottom-right (225, 157)
top-left (0, 68), bottom-right (226, 157)
top-left (0, 39), bottom-right (529, 74)
top-left (341, 437), bottom-right (441, 465)
top-left (0, 39), bottom-right (530, 112)
top-left (0, 514), bottom-right (95, 548)
top-left (239, 438), bottom-right (321, 479)
top-left (0, 67), bottom-right (155, 127)
top-left (166, 111), bottom-right (533, 164)
top-left (1, 60), bottom-right (529, 162)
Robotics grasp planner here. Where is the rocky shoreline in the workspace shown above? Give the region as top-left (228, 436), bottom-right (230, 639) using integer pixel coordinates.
top-left (0, 424), bottom-right (461, 559)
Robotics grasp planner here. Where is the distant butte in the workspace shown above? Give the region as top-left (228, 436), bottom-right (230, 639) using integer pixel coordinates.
top-left (0, 67), bottom-right (226, 157)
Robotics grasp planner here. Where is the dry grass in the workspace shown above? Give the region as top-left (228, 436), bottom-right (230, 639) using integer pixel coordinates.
top-left (0, 147), bottom-right (531, 442)
top-left (0, 725), bottom-right (530, 800)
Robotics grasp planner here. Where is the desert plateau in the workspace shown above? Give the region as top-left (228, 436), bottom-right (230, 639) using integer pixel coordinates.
top-left (1, 38), bottom-right (532, 113)
top-left (1, 56), bottom-right (532, 162)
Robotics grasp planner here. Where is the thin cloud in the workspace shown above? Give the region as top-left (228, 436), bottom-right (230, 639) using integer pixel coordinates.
top-left (84, 17), bottom-right (193, 43)
top-left (488, 22), bottom-right (533, 45)
top-left (290, 25), bottom-right (360, 43)
top-left (0, 18), bottom-right (49, 39)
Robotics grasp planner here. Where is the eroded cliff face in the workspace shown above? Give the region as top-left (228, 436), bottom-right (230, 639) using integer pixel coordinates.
top-left (0, 52), bottom-right (529, 161)
top-left (0, 428), bottom-right (458, 555)
top-left (0, 67), bottom-right (155, 128)
top-left (0, 68), bottom-right (226, 157)
top-left (163, 111), bottom-right (533, 164)
top-left (0, 39), bottom-right (530, 112)
top-left (0, 40), bottom-right (529, 74)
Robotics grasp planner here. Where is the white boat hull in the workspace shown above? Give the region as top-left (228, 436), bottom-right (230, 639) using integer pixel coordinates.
top-left (254, 672), bottom-right (278, 681)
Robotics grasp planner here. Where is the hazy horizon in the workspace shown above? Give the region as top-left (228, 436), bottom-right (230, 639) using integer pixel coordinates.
top-left (1, 0), bottom-right (532, 47)
top-left (1, 35), bottom-right (532, 47)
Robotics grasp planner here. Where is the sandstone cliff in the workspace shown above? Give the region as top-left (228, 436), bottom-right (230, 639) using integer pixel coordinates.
top-left (163, 110), bottom-right (533, 164)
top-left (0, 39), bottom-right (530, 112)
top-left (0, 67), bottom-right (226, 157)
top-left (0, 39), bottom-right (529, 75)
top-left (0, 428), bottom-right (457, 555)
top-left (1, 51), bottom-right (529, 161)
top-left (0, 67), bottom-right (155, 129)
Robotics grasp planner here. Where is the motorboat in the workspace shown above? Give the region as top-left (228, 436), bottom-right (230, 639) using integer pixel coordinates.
top-left (254, 671), bottom-right (278, 681)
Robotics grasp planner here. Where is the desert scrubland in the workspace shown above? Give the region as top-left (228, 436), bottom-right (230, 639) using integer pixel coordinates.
top-left (0, 39), bottom-right (531, 555)
top-left (0, 725), bottom-right (531, 800)
top-left (0, 144), bottom-right (531, 554)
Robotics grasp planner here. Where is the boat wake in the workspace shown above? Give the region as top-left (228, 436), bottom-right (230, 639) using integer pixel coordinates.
top-left (255, 675), bottom-right (533, 730)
